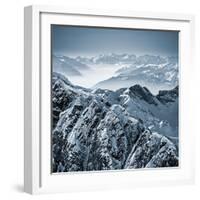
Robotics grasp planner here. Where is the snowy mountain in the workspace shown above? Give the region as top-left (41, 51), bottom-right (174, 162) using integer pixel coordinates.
top-left (52, 72), bottom-right (179, 173)
top-left (93, 84), bottom-right (178, 137)
top-left (53, 54), bottom-right (178, 94)
top-left (93, 55), bottom-right (178, 94)
top-left (76, 53), bottom-right (137, 65)
top-left (53, 55), bottom-right (90, 76)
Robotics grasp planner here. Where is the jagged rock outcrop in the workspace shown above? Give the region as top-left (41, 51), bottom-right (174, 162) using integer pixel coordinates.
top-left (125, 130), bottom-right (178, 169)
top-left (52, 73), bottom-right (179, 172)
top-left (157, 86), bottom-right (178, 104)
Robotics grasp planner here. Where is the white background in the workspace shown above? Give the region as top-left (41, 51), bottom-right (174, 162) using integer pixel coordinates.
top-left (0, 0), bottom-right (199, 199)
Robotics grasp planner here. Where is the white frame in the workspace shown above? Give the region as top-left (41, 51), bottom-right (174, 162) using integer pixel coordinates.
top-left (24, 5), bottom-right (195, 194)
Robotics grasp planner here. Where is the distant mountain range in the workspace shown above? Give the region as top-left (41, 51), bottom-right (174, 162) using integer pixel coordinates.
top-left (76, 53), bottom-right (137, 65)
top-left (92, 54), bottom-right (178, 94)
top-left (53, 53), bottom-right (178, 94)
top-left (53, 55), bottom-right (90, 76)
top-left (52, 72), bottom-right (178, 173)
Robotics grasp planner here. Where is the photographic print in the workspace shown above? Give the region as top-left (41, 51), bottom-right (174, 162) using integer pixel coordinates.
top-left (51, 25), bottom-right (179, 173)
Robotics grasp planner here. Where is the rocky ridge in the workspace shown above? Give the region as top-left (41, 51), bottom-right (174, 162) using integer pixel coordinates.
top-left (52, 73), bottom-right (179, 172)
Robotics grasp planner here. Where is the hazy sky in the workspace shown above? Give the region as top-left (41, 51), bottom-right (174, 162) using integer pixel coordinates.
top-left (52, 25), bottom-right (178, 57)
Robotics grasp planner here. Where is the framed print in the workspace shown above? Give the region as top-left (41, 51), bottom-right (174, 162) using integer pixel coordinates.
top-left (24, 5), bottom-right (195, 194)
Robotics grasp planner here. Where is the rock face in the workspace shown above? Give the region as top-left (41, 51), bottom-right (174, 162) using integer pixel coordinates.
top-left (157, 86), bottom-right (178, 104)
top-left (52, 73), bottom-right (179, 173)
top-left (125, 130), bottom-right (178, 168)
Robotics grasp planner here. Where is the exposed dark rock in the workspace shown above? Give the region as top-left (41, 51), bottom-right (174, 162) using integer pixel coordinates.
top-left (52, 73), bottom-right (179, 172)
top-left (157, 86), bottom-right (178, 104)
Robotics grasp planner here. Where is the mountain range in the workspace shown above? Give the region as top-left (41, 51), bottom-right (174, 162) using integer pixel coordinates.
top-left (93, 54), bottom-right (178, 94)
top-left (52, 72), bottom-right (178, 173)
top-left (53, 55), bottom-right (90, 76)
top-left (53, 54), bottom-right (178, 94)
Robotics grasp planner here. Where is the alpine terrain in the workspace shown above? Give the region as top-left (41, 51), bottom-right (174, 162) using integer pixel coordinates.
top-left (52, 72), bottom-right (179, 173)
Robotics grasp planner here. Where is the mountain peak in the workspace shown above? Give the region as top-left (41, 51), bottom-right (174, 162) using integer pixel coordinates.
top-left (52, 73), bottom-right (179, 172)
top-left (157, 86), bottom-right (178, 104)
top-left (52, 72), bottom-right (73, 86)
top-left (129, 84), bottom-right (158, 105)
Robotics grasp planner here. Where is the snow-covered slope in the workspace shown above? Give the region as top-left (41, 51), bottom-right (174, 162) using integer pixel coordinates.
top-left (118, 85), bottom-right (178, 137)
top-left (52, 73), bottom-right (179, 173)
top-left (53, 54), bottom-right (178, 94)
top-left (52, 72), bottom-right (91, 127)
top-left (53, 55), bottom-right (90, 76)
top-left (93, 55), bottom-right (178, 94)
